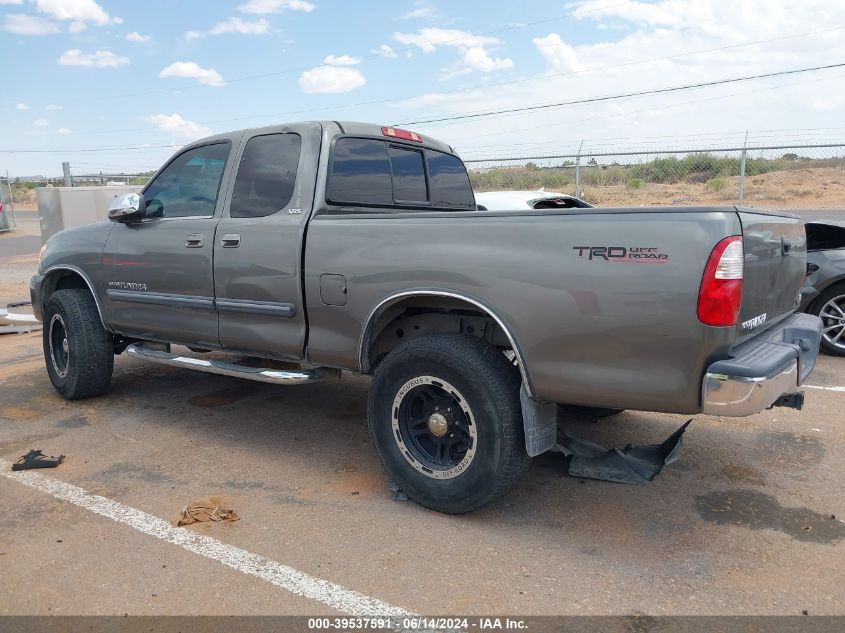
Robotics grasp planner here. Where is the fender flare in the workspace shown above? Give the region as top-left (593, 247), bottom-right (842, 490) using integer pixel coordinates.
top-left (358, 288), bottom-right (535, 397)
top-left (43, 264), bottom-right (109, 329)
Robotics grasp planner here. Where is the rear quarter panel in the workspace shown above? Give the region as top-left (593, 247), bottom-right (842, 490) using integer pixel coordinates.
top-left (304, 207), bottom-right (742, 414)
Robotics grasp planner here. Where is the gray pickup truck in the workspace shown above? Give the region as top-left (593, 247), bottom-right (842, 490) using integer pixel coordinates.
top-left (31, 121), bottom-right (822, 513)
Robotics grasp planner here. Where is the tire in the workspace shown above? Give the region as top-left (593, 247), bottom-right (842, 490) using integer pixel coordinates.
top-left (368, 333), bottom-right (528, 514)
top-left (809, 282), bottom-right (845, 357)
top-left (43, 289), bottom-right (114, 400)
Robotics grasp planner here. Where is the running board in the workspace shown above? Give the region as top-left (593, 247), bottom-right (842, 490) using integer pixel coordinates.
top-left (125, 343), bottom-right (324, 385)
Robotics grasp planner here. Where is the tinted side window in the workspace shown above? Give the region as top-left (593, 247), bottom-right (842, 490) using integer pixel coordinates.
top-left (427, 150), bottom-right (475, 209)
top-left (389, 146), bottom-right (427, 203)
top-left (328, 138), bottom-right (391, 205)
top-left (144, 143), bottom-right (229, 218)
top-left (230, 133), bottom-right (301, 219)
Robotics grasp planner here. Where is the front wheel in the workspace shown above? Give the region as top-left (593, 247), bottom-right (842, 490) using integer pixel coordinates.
top-left (43, 289), bottom-right (114, 399)
top-left (367, 333), bottom-right (528, 514)
top-left (810, 282), bottom-right (845, 357)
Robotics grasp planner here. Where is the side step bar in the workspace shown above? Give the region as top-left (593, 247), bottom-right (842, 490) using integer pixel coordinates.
top-left (125, 343), bottom-right (324, 385)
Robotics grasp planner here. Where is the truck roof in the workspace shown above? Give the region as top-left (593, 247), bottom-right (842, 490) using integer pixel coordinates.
top-left (189, 120), bottom-right (455, 155)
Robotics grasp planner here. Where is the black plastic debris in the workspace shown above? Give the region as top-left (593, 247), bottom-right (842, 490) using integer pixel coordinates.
top-left (388, 480), bottom-right (408, 501)
top-left (557, 420), bottom-right (691, 484)
top-left (12, 449), bottom-right (65, 471)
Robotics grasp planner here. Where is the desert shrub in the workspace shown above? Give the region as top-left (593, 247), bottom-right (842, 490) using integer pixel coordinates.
top-left (705, 176), bottom-right (727, 192)
top-left (626, 177), bottom-right (645, 190)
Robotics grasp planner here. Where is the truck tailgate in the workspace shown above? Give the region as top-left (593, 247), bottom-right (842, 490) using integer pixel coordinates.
top-left (737, 209), bottom-right (806, 339)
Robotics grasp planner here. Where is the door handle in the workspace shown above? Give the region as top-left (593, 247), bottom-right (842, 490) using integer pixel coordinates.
top-left (221, 234), bottom-right (241, 248)
top-left (185, 234), bottom-right (204, 248)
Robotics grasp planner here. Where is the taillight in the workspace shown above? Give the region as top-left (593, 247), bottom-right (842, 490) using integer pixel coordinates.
top-left (697, 235), bottom-right (744, 327)
top-left (382, 126), bottom-right (423, 142)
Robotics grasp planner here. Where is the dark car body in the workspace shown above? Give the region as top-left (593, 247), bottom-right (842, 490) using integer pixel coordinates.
top-left (801, 221), bottom-right (845, 355)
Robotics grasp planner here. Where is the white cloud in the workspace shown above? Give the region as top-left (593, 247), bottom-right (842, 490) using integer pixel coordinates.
top-left (16, 103), bottom-right (29, 110)
top-left (299, 65), bottom-right (365, 93)
top-left (403, 2), bottom-right (440, 19)
top-left (460, 47), bottom-right (513, 73)
top-left (186, 17), bottom-right (270, 39)
top-left (34, 117), bottom-right (49, 127)
top-left (238, 0), bottom-right (315, 14)
top-left (159, 61), bottom-right (225, 86)
top-left (370, 44), bottom-right (398, 58)
top-left (393, 27), bottom-right (499, 53)
top-left (144, 113), bottom-right (212, 139)
top-left (45, 104), bottom-right (63, 110)
top-left (323, 53), bottom-right (360, 66)
top-left (57, 49), bottom-right (130, 67)
top-left (0, 1), bottom-right (24, 5)
top-left (389, 0), bottom-right (845, 164)
top-left (532, 33), bottom-right (585, 72)
top-left (34, 0), bottom-right (119, 27)
top-left (393, 27), bottom-right (513, 78)
top-left (126, 31), bottom-right (151, 42)
top-left (57, 127), bottom-right (72, 134)
top-left (2, 13), bottom-right (60, 35)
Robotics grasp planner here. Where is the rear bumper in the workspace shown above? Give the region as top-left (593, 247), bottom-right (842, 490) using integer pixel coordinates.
top-left (702, 312), bottom-right (822, 417)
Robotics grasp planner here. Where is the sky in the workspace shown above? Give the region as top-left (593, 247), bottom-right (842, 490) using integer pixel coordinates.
top-left (1, 0), bottom-right (845, 177)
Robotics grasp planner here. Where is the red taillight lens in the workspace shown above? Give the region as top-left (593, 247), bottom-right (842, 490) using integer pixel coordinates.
top-left (382, 126), bottom-right (423, 142)
top-left (697, 235), bottom-right (744, 327)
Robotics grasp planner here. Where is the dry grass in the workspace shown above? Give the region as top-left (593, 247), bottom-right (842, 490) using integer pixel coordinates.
top-left (475, 166), bottom-right (845, 208)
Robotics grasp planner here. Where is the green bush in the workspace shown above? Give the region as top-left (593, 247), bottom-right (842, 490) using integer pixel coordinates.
top-left (626, 177), bottom-right (645, 190)
top-left (705, 176), bottom-right (727, 192)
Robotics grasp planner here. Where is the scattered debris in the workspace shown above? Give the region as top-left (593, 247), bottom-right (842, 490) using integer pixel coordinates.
top-left (556, 420), bottom-right (691, 484)
top-left (388, 481), bottom-right (408, 502)
top-left (0, 303), bottom-right (41, 335)
top-left (176, 498), bottom-right (240, 527)
top-left (12, 449), bottom-right (65, 471)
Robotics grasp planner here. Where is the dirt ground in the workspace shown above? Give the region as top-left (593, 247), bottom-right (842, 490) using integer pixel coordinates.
top-left (0, 206), bottom-right (843, 619)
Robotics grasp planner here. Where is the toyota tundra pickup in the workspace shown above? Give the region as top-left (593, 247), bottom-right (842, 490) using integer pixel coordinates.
top-left (31, 121), bottom-right (822, 513)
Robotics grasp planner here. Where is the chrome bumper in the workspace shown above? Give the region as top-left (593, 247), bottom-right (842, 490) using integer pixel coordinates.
top-left (702, 312), bottom-right (822, 417)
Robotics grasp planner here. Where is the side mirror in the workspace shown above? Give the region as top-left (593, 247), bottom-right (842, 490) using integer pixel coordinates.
top-left (108, 193), bottom-right (145, 223)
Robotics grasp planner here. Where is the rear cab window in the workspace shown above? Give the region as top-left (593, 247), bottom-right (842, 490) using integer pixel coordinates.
top-left (230, 133), bottom-right (302, 218)
top-left (327, 136), bottom-right (474, 211)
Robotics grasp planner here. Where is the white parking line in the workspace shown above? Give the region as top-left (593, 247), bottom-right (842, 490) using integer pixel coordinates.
top-left (0, 460), bottom-right (413, 617)
top-left (804, 384), bottom-right (845, 392)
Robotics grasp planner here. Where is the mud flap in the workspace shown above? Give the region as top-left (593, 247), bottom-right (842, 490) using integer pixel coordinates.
top-left (520, 385), bottom-right (557, 457)
top-left (557, 419), bottom-right (691, 484)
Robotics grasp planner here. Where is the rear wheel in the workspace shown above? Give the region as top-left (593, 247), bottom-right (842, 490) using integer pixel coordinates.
top-left (810, 282), bottom-right (845, 357)
top-left (368, 333), bottom-right (528, 514)
top-left (43, 289), bottom-right (114, 399)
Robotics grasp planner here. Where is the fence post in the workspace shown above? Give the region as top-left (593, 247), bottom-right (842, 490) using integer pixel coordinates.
top-left (5, 170), bottom-right (16, 228)
top-left (738, 131), bottom-right (748, 205)
top-left (575, 140), bottom-right (583, 199)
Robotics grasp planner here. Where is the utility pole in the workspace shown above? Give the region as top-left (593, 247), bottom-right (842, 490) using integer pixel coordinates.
top-left (4, 170), bottom-right (15, 228)
top-left (738, 131), bottom-right (748, 205)
top-left (62, 161), bottom-right (72, 187)
top-left (575, 140), bottom-right (584, 199)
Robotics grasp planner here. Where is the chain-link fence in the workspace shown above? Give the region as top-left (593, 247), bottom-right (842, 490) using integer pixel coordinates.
top-left (466, 143), bottom-right (845, 208)
top-left (5, 142), bottom-right (845, 211)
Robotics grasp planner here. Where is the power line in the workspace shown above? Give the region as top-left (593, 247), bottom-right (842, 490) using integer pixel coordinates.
top-left (55, 23), bottom-right (845, 139)
top-left (0, 143), bottom-right (181, 155)
top-left (2, 1), bottom-right (634, 111)
top-left (447, 70), bottom-right (845, 147)
top-left (397, 63), bottom-right (845, 126)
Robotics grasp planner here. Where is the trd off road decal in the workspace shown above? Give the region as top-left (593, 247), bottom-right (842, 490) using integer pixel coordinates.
top-left (573, 246), bottom-right (670, 264)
